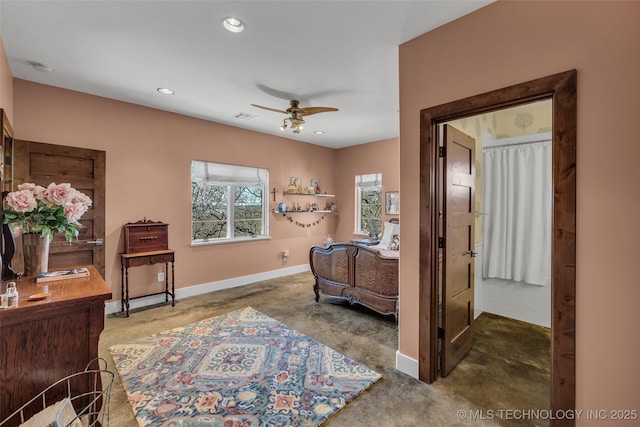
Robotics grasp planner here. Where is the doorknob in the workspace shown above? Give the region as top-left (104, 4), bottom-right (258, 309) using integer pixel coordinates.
top-left (462, 250), bottom-right (478, 257)
top-left (87, 239), bottom-right (104, 246)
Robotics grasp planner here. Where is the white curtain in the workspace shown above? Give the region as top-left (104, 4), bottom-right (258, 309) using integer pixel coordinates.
top-left (192, 160), bottom-right (268, 187)
top-left (356, 172), bottom-right (382, 189)
top-left (482, 132), bottom-right (552, 286)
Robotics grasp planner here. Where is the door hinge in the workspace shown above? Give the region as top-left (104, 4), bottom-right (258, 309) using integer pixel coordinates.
top-left (439, 146), bottom-right (446, 157)
top-left (438, 327), bottom-right (445, 339)
top-left (438, 237), bottom-right (445, 248)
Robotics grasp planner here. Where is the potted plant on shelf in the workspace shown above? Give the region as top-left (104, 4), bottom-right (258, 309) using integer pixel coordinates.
top-left (1, 182), bottom-right (93, 276)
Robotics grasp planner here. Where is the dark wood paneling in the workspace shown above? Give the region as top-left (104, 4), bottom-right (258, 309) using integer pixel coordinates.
top-left (49, 249), bottom-right (94, 269)
top-left (1, 310), bottom-right (89, 421)
top-left (28, 152), bottom-right (95, 182)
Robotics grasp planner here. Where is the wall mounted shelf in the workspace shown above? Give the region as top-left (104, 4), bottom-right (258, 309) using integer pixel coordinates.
top-left (282, 191), bottom-right (335, 198)
top-left (273, 187), bottom-right (336, 228)
top-left (272, 209), bottom-right (334, 214)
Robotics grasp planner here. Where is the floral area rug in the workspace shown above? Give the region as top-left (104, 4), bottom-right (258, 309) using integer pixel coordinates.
top-left (109, 307), bottom-right (381, 426)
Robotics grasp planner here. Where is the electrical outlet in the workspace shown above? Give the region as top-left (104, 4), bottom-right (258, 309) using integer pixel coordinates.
top-left (157, 272), bottom-right (165, 282)
top-left (282, 249), bottom-right (289, 259)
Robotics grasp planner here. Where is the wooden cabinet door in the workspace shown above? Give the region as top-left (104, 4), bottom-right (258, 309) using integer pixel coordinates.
top-left (13, 140), bottom-right (106, 277)
top-left (440, 124), bottom-right (476, 377)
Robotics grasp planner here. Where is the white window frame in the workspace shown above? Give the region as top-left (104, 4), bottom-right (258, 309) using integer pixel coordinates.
top-left (355, 172), bottom-right (383, 235)
top-left (191, 160), bottom-right (270, 245)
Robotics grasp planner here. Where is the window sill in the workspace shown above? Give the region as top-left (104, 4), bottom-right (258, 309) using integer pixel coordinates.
top-left (191, 235), bottom-right (271, 247)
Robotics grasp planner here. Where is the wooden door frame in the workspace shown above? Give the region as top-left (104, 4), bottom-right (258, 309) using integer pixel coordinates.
top-left (419, 70), bottom-right (576, 425)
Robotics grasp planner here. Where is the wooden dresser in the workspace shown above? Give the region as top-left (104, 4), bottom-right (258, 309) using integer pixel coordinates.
top-left (0, 265), bottom-right (111, 424)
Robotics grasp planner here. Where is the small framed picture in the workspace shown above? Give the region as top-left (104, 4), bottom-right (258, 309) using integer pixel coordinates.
top-left (310, 178), bottom-right (321, 194)
top-left (385, 191), bottom-right (400, 214)
top-left (289, 177), bottom-right (302, 192)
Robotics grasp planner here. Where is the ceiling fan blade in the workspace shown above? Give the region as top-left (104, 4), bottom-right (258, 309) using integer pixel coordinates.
top-left (251, 104), bottom-right (288, 114)
top-left (298, 107), bottom-right (339, 116)
top-left (256, 84), bottom-right (297, 101)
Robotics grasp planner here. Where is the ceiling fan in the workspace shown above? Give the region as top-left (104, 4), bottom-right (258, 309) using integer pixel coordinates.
top-left (251, 100), bottom-right (338, 134)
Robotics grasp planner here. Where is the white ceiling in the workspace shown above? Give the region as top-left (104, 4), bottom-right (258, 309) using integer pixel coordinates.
top-left (0, 0), bottom-right (492, 148)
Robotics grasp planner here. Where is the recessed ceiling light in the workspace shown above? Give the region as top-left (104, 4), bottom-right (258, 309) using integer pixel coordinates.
top-left (222, 16), bottom-right (245, 33)
top-left (314, 131), bottom-right (325, 135)
top-left (157, 87), bottom-right (174, 95)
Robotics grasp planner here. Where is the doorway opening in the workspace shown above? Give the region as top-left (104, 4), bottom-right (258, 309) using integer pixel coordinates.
top-left (433, 100), bottom-right (553, 415)
top-left (418, 70), bottom-right (576, 424)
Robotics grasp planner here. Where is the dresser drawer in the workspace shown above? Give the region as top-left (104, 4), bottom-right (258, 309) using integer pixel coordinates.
top-left (125, 253), bottom-right (174, 267)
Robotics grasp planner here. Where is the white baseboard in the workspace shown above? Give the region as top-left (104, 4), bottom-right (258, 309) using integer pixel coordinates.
top-left (396, 350), bottom-right (419, 379)
top-left (105, 264), bottom-right (311, 315)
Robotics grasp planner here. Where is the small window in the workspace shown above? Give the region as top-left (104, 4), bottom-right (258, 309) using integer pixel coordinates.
top-left (191, 161), bottom-right (269, 244)
top-left (355, 172), bottom-right (382, 235)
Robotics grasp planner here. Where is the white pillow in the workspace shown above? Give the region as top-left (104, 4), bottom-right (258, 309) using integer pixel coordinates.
top-left (378, 221), bottom-right (399, 247)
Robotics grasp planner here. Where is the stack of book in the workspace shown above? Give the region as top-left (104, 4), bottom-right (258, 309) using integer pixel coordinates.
top-left (36, 268), bottom-right (90, 283)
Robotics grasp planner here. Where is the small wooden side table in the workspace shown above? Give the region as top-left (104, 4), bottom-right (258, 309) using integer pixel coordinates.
top-left (120, 249), bottom-right (175, 317)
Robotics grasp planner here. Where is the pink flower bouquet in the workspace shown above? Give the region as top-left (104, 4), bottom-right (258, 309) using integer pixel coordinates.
top-left (1, 182), bottom-right (93, 242)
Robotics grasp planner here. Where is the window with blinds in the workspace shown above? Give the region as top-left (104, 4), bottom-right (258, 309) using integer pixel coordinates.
top-left (191, 160), bottom-right (269, 244)
top-left (355, 172), bottom-right (382, 235)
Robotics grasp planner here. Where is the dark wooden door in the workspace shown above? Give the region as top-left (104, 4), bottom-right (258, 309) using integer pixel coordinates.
top-left (13, 140), bottom-right (106, 277)
top-left (440, 124), bottom-right (476, 377)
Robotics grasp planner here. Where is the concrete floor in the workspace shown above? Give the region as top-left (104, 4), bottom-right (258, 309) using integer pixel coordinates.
top-left (99, 272), bottom-right (550, 427)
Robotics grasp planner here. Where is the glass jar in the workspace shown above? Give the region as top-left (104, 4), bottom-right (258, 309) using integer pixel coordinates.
top-left (6, 282), bottom-right (18, 308)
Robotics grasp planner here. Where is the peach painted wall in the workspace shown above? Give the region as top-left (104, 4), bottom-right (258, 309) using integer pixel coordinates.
top-left (13, 79), bottom-right (338, 299)
top-left (334, 138), bottom-right (400, 242)
top-left (0, 35), bottom-right (13, 121)
top-left (399, 1), bottom-right (640, 420)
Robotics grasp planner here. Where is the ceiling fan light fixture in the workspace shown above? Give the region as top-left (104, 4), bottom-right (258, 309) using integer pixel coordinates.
top-left (157, 87), bottom-right (174, 95)
top-left (291, 118), bottom-right (304, 134)
top-left (314, 131), bottom-right (325, 135)
top-left (252, 99), bottom-right (336, 135)
top-left (222, 17), bottom-right (245, 33)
